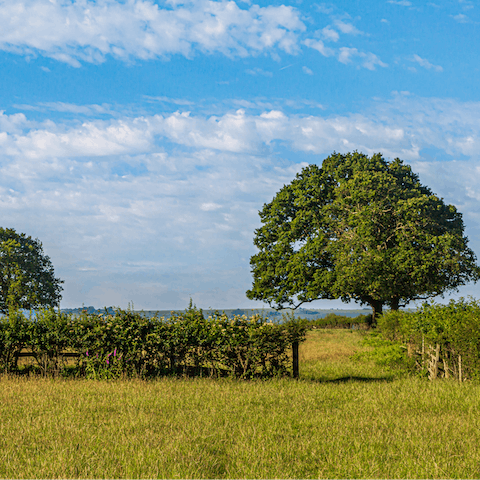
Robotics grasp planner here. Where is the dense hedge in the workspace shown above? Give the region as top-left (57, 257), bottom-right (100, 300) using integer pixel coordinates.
top-left (301, 312), bottom-right (372, 329)
top-left (378, 298), bottom-right (480, 380)
top-left (0, 304), bottom-right (307, 379)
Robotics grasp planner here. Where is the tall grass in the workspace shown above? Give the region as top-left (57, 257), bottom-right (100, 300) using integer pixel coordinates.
top-left (1, 330), bottom-right (479, 479)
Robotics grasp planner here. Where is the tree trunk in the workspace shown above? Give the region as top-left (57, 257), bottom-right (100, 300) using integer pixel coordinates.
top-left (369, 300), bottom-right (383, 327)
top-left (390, 298), bottom-right (400, 311)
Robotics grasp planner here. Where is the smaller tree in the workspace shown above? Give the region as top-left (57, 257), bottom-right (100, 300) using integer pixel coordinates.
top-left (0, 228), bottom-right (63, 313)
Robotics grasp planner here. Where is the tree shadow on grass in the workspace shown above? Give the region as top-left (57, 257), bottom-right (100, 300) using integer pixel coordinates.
top-left (302, 375), bottom-right (395, 384)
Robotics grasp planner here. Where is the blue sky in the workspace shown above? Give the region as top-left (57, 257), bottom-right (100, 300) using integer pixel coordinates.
top-left (1, 0), bottom-right (479, 309)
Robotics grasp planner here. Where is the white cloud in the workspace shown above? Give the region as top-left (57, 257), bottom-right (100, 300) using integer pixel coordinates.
top-left (452, 13), bottom-right (470, 23)
top-left (338, 47), bottom-right (388, 70)
top-left (5, 94), bottom-right (480, 170)
top-left (151, 110), bottom-right (263, 153)
top-left (0, 142), bottom-right (306, 308)
top-left (3, 96), bottom-right (480, 308)
top-left (13, 102), bottom-right (116, 115)
top-left (333, 20), bottom-right (363, 35)
top-left (1, 117), bottom-right (153, 160)
top-left (302, 66), bottom-right (313, 75)
top-left (412, 54), bottom-right (443, 72)
top-left (321, 26), bottom-right (339, 42)
top-left (200, 202), bottom-right (223, 211)
top-left (303, 38), bottom-right (335, 57)
top-left (0, 0), bottom-right (392, 73)
top-left (410, 159), bottom-right (480, 243)
top-left (304, 37), bottom-right (386, 70)
top-left (338, 47), bottom-right (357, 64)
top-left (145, 96), bottom-right (195, 106)
top-left (227, 97), bottom-right (324, 112)
top-left (315, 4), bottom-right (335, 15)
top-left (5, 95), bottom-right (480, 163)
top-left (362, 52), bottom-right (388, 70)
top-left (387, 0), bottom-right (412, 6)
top-left (246, 67), bottom-right (273, 77)
top-left (0, 0), bottom-right (306, 65)
top-left (0, 111), bottom-right (31, 134)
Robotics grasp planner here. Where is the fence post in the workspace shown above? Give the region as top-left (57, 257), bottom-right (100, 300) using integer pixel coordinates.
top-left (459, 355), bottom-right (462, 382)
top-left (443, 357), bottom-right (450, 379)
top-left (421, 335), bottom-right (425, 370)
top-left (428, 343), bottom-right (440, 380)
top-left (292, 341), bottom-right (299, 378)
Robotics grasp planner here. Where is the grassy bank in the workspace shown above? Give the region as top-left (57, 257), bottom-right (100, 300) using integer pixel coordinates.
top-left (1, 330), bottom-right (479, 478)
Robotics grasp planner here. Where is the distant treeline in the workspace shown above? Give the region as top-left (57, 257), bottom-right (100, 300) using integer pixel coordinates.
top-left (299, 312), bottom-right (373, 329)
top-left (61, 306), bottom-right (373, 322)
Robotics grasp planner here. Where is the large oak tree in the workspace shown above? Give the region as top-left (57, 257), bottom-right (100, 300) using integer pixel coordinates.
top-left (246, 152), bottom-right (480, 321)
top-left (0, 228), bottom-right (63, 313)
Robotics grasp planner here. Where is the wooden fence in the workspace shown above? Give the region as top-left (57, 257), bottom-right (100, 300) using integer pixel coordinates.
top-left (13, 344), bottom-right (302, 378)
top-left (408, 340), bottom-right (465, 381)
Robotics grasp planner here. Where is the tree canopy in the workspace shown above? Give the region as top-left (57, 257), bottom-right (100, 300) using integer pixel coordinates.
top-left (246, 152), bottom-right (480, 320)
top-left (0, 228), bottom-right (63, 313)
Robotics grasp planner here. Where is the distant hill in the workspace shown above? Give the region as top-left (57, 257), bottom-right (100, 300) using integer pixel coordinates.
top-left (61, 306), bottom-right (116, 315)
top-left (61, 306), bottom-right (372, 321)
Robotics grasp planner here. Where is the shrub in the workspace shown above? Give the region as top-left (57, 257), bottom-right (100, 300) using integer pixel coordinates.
top-left (378, 299), bottom-right (480, 380)
top-left (299, 312), bottom-right (372, 330)
top-left (0, 309), bottom-right (30, 372)
top-left (0, 304), bottom-right (307, 379)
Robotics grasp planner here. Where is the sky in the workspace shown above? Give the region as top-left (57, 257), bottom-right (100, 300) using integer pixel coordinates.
top-left (0, 0), bottom-right (479, 310)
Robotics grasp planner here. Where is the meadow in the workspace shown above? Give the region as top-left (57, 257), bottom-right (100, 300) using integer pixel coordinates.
top-left (1, 329), bottom-right (480, 479)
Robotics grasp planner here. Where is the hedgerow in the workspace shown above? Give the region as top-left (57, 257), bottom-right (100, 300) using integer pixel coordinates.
top-left (300, 312), bottom-right (372, 329)
top-left (0, 303), bottom-right (307, 379)
top-left (377, 298), bottom-right (480, 380)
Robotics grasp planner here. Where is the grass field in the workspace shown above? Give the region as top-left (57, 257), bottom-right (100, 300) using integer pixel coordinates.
top-left (1, 329), bottom-right (480, 479)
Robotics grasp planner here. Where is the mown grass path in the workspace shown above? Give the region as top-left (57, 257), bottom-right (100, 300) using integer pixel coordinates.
top-left (1, 330), bottom-right (479, 478)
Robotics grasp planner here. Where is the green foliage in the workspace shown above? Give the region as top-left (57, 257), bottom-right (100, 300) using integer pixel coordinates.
top-left (247, 152), bottom-right (480, 319)
top-left (0, 228), bottom-right (63, 313)
top-left (0, 309), bottom-right (29, 372)
top-left (378, 298), bottom-right (480, 379)
top-left (1, 303), bottom-right (308, 379)
top-left (354, 331), bottom-right (416, 373)
top-left (28, 308), bottom-right (71, 375)
top-left (84, 349), bottom-right (124, 380)
top-left (300, 312), bottom-right (372, 329)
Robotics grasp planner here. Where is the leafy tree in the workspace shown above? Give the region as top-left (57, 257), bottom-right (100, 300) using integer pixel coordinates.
top-left (0, 228), bottom-right (63, 313)
top-left (246, 152), bottom-right (480, 321)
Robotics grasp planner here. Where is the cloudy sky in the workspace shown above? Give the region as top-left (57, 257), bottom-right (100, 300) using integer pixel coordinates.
top-left (1, 0), bottom-right (479, 310)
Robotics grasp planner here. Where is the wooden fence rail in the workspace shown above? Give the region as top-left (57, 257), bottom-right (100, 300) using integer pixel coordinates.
top-left (12, 344), bottom-right (301, 377)
top-left (15, 352), bottom-right (81, 359)
top-left (408, 340), bottom-right (465, 381)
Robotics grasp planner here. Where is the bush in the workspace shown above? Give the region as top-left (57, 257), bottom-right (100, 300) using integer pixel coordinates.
top-left (300, 312), bottom-right (372, 330)
top-left (0, 304), bottom-right (308, 379)
top-left (378, 299), bottom-right (480, 380)
top-left (354, 331), bottom-right (417, 374)
top-left (0, 309), bottom-right (30, 372)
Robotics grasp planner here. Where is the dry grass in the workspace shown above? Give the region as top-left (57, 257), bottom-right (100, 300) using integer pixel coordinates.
top-left (299, 329), bottom-right (389, 382)
top-left (300, 329), bottom-right (363, 362)
top-left (1, 329), bottom-right (479, 479)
